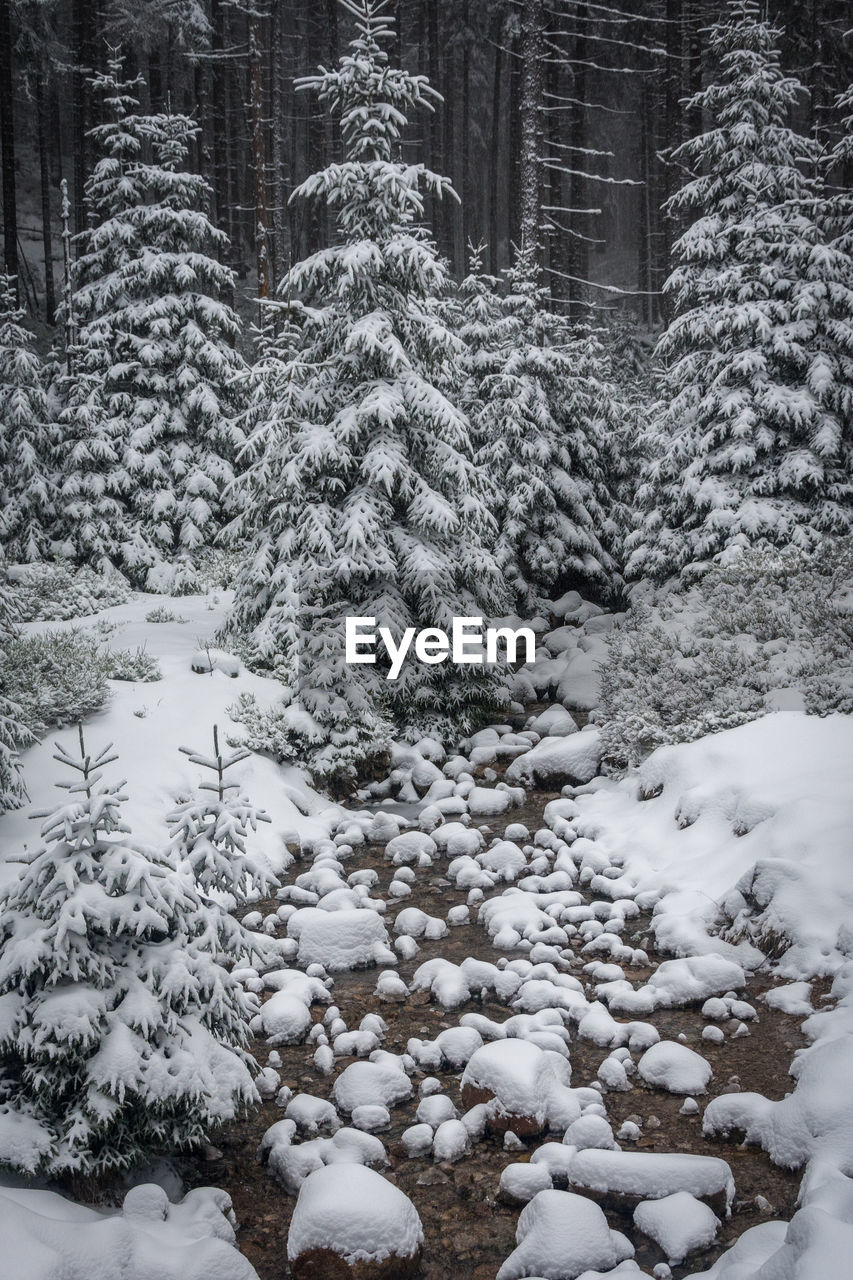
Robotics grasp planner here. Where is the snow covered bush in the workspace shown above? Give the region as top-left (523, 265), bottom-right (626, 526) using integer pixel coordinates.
top-left (0, 731), bottom-right (260, 1177)
top-left (104, 646), bottom-right (162, 682)
top-left (12, 561), bottom-right (130, 622)
top-left (599, 542), bottom-right (853, 770)
top-left (4, 629), bottom-right (109, 733)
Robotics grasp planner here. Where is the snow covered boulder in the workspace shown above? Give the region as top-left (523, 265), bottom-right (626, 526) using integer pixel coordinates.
top-left (527, 705), bottom-right (579, 738)
top-left (383, 832), bottom-right (437, 865)
top-left (332, 1058), bottom-right (413, 1114)
top-left (496, 1189), bottom-right (633, 1280)
top-left (288, 908), bottom-right (394, 971)
top-left (254, 991), bottom-right (313, 1046)
top-left (460, 1040), bottom-right (555, 1137)
top-left (637, 1041), bottom-right (712, 1094)
top-left (634, 1191), bottom-right (720, 1265)
top-left (287, 1165), bottom-right (423, 1280)
top-left (568, 1149), bottom-right (735, 1218)
top-left (506, 729), bottom-right (602, 787)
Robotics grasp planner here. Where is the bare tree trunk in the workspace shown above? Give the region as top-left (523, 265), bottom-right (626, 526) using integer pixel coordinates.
top-left (0, 0), bottom-right (18, 285)
top-left (60, 178), bottom-right (75, 372)
top-left (567, 3), bottom-right (589, 317)
top-left (488, 17), bottom-right (503, 275)
top-left (249, 3), bottom-right (270, 306)
top-left (37, 62), bottom-right (56, 324)
top-left (518, 0), bottom-right (544, 275)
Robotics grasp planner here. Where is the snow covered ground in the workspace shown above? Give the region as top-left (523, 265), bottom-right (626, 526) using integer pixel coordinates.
top-left (2, 588), bottom-right (853, 1278)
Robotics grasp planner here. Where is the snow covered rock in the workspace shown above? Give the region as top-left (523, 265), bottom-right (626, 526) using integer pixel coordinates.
top-left (460, 1040), bottom-right (556, 1137)
top-left (633, 1191), bottom-right (720, 1264)
top-left (567, 1149), bottom-right (735, 1216)
top-left (288, 908), bottom-right (394, 971)
top-left (526, 705), bottom-right (579, 738)
top-left (506, 729), bottom-right (602, 787)
top-left (332, 1059), bottom-right (413, 1114)
top-left (637, 1042), bottom-right (712, 1095)
top-left (287, 1165), bottom-right (423, 1280)
top-left (496, 1189), bottom-right (634, 1280)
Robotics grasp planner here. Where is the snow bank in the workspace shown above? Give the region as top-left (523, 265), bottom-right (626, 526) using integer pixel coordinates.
top-left (573, 713), bottom-right (853, 971)
top-left (0, 1182), bottom-right (259, 1280)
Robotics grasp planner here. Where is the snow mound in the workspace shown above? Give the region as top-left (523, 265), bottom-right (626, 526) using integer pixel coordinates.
top-left (496, 1189), bottom-right (633, 1280)
top-left (633, 1190), bottom-right (720, 1264)
top-left (286, 1164), bottom-right (423, 1272)
top-left (637, 1041), bottom-right (712, 1094)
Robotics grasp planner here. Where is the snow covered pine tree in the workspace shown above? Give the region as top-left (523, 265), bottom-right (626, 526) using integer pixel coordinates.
top-left (0, 275), bottom-right (55, 562)
top-left (457, 247), bottom-right (621, 614)
top-left (0, 730), bottom-right (260, 1176)
top-left (167, 725), bottom-right (277, 903)
top-left (227, 0), bottom-right (508, 782)
top-left (627, 0), bottom-right (853, 580)
top-left (0, 556), bottom-right (33, 815)
top-left (54, 50), bottom-right (244, 591)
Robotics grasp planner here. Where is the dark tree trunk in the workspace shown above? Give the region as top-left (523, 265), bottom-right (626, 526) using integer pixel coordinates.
top-left (518, 0), bottom-right (544, 272)
top-left (0, 0), bottom-right (17, 285)
top-left (488, 17), bottom-right (503, 275)
top-left (37, 63), bottom-right (56, 324)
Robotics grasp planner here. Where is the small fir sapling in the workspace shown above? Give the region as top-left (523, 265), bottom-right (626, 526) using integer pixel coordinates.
top-left (0, 727), bottom-right (261, 1176)
top-left (167, 724), bottom-right (277, 901)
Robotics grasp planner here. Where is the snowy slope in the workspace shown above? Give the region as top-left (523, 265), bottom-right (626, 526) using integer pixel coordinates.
top-left (0, 590), bottom-right (339, 886)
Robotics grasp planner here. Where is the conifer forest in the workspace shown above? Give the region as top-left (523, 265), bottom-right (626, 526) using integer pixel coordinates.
top-left (0, 2), bottom-right (852, 1278)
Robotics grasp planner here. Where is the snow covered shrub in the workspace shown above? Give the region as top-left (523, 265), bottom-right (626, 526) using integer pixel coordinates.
top-left (0, 731), bottom-right (261, 1177)
top-left (145, 605), bottom-right (188, 624)
top-left (599, 542), bottom-right (853, 770)
top-left (4, 630), bottom-right (109, 732)
top-left (104, 646), bottom-right (162, 682)
top-left (12, 562), bottom-right (130, 622)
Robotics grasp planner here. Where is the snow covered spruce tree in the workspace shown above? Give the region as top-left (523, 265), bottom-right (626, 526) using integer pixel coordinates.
top-left (167, 725), bottom-right (277, 901)
top-left (456, 245), bottom-right (622, 613)
top-left (0, 558), bottom-right (33, 814)
top-left (227, 0), bottom-right (508, 780)
top-left (55, 51), bottom-right (244, 591)
top-left (627, 0), bottom-right (853, 580)
top-left (0, 276), bottom-right (55, 562)
top-left (0, 731), bottom-right (260, 1176)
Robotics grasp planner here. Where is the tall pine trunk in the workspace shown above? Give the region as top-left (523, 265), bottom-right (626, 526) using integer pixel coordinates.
top-left (37, 62), bottom-right (56, 324)
top-left (0, 0), bottom-right (17, 284)
top-left (518, 0), bottom-right (544, 271)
